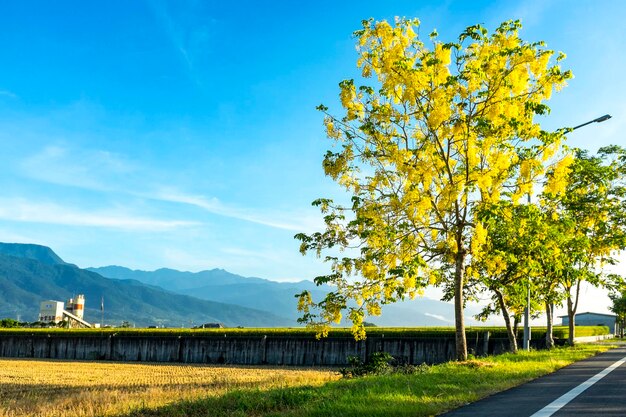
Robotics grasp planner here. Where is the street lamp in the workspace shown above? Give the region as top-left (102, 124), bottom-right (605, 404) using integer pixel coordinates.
top-left (522, 114), bottom-right (612, 351)
top-left (571, 114), bottom-right (612, 130)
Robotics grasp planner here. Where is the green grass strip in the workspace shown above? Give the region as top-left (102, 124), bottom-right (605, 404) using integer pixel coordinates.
top-left (122, 343), bottom-right (615, 417)
top-left (0, 325), bottom-right (608, 338)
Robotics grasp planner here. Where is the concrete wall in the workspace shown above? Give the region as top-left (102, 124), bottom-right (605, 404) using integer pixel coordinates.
top-left (0, 333), bottom-right (550, 366)
top-left (572, 334), bottom-right (614, 343)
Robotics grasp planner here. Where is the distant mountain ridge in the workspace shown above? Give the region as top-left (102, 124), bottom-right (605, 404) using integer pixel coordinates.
top-left (87, 265), bottom-right (325, 322)
top-left (89, 266), bottom-right (482, 326)
top-left (0, 243), bottom-right (66, 265)
top-left (89, 265), bottom-right (270, 291)
top-left (0, 243), bottom-right (292, 327)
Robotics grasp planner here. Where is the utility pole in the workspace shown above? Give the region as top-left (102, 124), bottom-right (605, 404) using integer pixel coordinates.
top-left (523, 193), bottom-right (532, 351)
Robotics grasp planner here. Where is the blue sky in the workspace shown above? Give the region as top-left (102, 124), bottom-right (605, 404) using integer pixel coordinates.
top-left (0, 0), bottom-right (624, 316)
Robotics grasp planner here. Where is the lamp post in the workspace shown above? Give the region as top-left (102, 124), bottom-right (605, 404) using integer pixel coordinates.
top-left (522, 114), bottom-right (612, 351)
top-left (571, 114), bottom-right (612, 130)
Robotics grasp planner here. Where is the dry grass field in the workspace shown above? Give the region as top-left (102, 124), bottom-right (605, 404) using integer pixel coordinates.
top-left (0, 358), bottom-right (338, 417)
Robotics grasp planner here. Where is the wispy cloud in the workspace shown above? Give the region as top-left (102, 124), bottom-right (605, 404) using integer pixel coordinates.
top-left (0, 198), bottom-right (197, 231)
top-left (152, 190), bottom-right (318, 232)
top-left (20, 145), bottom-right (321, 232)
top-left (0, 90), bottom-right (17, 99)
top-left (20, 145), bottom-right (136, 191)
top-left (424, 312), bottom-right (452, 323)
top-left (147, 1), bottom-right (215, 86)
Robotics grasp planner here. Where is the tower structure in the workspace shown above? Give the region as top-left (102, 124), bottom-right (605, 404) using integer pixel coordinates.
top-left (65, 294), bottom-right (85, 320)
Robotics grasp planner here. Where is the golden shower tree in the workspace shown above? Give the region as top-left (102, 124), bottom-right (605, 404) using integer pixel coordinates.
top-left (296, 18), bottom-right (572, 360)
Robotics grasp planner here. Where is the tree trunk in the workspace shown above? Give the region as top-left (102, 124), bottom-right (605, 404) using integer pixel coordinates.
top-left (513, 314), bottom-right (520, 338)
top-left (454, 250), bottom-right (467, 361)
top-left (545, 301), bottom-right (554, 349)
top-left (567, 295), bottom-right (576, 345)
top-left (495, 289), bottom-right (517, 353)
top-left (567, 280), bottom-right (581, 345)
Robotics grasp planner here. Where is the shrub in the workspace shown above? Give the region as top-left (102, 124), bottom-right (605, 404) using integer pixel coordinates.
top-left (339, 352), bottom-right (430, 378)
top-left (0, 318), bottom-right (20, 328)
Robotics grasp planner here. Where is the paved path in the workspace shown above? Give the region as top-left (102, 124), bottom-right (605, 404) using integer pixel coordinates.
top-left (442, 345), bottom-right (626, 417)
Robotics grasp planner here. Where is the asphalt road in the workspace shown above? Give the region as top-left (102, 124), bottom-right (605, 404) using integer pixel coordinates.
top-left (442, 345), bottom-right (626, 417)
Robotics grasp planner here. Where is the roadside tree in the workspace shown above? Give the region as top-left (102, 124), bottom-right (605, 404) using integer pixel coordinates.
top-left (542, 146), bottom-right (626, 344)
top-left (609, 289), bottom-right (626, 338)
top-left (472, 202), bottom-right (546, 352)
top-left (532, 215), bottom-right (570, 348)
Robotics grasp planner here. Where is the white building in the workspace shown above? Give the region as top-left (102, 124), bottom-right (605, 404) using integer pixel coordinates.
top-left (38, 300), bottom-right (64, 323)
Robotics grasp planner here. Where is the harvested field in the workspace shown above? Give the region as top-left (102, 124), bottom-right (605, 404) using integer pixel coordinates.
top-left (0, 358), bottom-right (338, 417)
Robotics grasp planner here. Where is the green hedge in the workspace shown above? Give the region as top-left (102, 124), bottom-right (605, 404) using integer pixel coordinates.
top-left (562, 325), bottom-right (610, 337)
top-left (0, 325), bottom-right (609, 338)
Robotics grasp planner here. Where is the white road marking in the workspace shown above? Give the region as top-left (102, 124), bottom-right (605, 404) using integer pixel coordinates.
top-left (530, 355), bottom-right (626, 417)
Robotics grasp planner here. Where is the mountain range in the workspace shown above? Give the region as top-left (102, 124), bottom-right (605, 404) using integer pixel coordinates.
top-left (0, 242), bottom-right (479, 328)
top-left (87, 265), bottom-right (328, 323)
top-left (0, 243), bottom-right (291, 327)
top-left (88, 265), bottom-right (482, 327)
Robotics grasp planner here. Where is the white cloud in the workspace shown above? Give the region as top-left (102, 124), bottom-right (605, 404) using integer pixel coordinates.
top-left (152, 189), bottom-right (321, 232)
top-left (146, 0), bottom-right (215, 86)
top-left (20, 144), bottom-right (322, 233)
top-left (0, 90), bottom-right (17, 99)
top-left (424, 312), bottom-right (452, 323)
top-left (17, 141), bottom-right (331, 245)
top-left (0, 198), bottom-right (197, 231)
top-left (20, 145), bottom-right (136, 191)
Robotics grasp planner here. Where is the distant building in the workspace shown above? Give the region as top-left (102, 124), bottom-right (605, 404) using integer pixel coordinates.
top-left (65, 295), bottom-right (85, 320)
top-left (38, 294), bottom-right (91, 328)
top-left (560, 312), bottom-right (618, 334)
top-left (38, 300), bottom-right (64, 323)
top-left (196, 323), bottom-right (224, 329)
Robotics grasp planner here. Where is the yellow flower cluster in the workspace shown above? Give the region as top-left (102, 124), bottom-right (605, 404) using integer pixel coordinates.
top-left (544, 153), bottom-right (574, 195)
